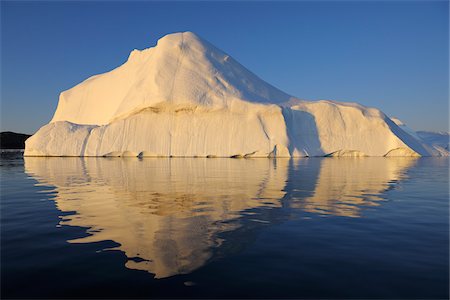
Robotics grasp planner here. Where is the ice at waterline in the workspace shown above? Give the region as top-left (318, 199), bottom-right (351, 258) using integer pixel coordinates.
top-left (25, 32), bottom-right (446, 157)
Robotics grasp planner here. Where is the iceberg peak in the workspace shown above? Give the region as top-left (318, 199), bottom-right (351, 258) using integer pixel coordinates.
top-left (50, 31), bottom-right (292, 126)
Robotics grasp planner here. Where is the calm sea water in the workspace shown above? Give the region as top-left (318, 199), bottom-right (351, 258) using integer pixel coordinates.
top-left (1, 153), bottom-right (448, 299)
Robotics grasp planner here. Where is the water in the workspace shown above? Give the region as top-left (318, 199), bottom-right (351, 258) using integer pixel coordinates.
top-left (1, 154), bottom-right (448, 299)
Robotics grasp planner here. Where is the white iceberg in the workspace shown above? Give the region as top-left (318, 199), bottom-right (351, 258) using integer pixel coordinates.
top-left (25, 32), bottom-right (441, 157)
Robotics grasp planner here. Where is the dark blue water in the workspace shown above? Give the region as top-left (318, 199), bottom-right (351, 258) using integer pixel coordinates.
top-left (1, 154), bottom-right (448, 299)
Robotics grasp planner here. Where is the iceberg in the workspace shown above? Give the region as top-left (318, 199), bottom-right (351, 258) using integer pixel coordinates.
top-left (25, 32), bottom-right (441, 157)
top-left (417, 131), bottom-right (449, 154)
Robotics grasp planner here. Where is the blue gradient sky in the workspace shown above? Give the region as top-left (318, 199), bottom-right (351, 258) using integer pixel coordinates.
top-left (1, 1), bottom-right (448, 134)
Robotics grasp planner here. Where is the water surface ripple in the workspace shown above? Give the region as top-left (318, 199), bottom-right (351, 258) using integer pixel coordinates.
top-left (1, 156), bottom-right (448, 298)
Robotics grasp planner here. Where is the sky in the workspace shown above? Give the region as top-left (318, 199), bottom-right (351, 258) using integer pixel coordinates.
top-left (1, 1), bottom-right (448, 134)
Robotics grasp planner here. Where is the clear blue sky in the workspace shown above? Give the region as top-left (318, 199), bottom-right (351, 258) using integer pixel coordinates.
top-left (1, 1), bottom-right (448, 134)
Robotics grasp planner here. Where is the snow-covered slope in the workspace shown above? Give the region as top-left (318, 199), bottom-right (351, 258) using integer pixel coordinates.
top-left (25, 31), bottom-right (437, 157)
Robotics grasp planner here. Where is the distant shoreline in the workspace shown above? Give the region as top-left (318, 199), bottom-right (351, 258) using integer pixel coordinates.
top-left (0, 132), bottom-right (31, 150)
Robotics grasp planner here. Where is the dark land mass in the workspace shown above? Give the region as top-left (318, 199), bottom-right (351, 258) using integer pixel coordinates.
top-left (1, 132), bottom-right (31, 149)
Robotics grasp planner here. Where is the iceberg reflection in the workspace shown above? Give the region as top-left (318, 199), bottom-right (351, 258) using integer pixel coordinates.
top-left (25, 158), bottom-right (288, 278)
top-left (24, 157), bottom-right (416, 278)
top-left (287, 158), bottom-right (417, 217)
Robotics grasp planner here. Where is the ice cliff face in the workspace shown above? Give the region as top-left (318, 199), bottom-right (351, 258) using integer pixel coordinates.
top-left (25, 31), bottom-right (442, 157)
